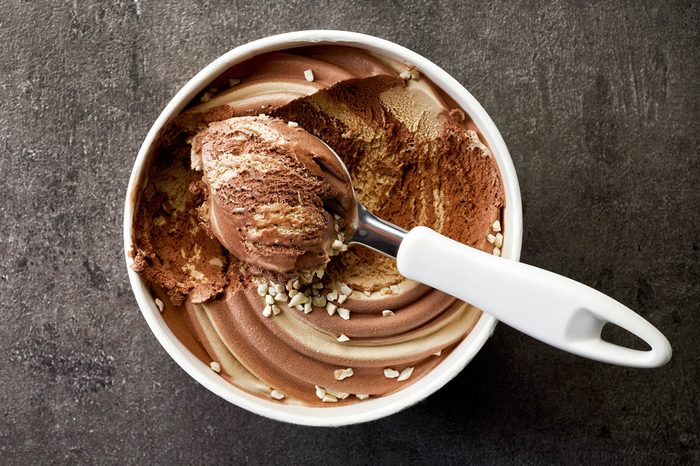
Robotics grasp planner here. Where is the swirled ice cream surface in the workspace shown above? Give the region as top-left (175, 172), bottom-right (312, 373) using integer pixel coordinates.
top-left (131, 46), bottom-right (505, 405)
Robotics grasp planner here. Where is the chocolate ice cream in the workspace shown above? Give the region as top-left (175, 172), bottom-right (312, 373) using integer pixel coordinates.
top-left (131, 46), bottom-right (505, 405)
top-left (190, 115), bottom-right (354, 275)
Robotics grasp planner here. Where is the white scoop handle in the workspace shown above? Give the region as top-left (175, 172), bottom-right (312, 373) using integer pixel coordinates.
top-left (396, 227), bottom-right (671, 368)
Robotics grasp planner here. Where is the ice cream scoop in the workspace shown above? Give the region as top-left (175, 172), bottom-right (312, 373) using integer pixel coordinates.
top-left (314, 138), bottom-right (672, 368)
top-left (191, 115), bottom-right (355, 275)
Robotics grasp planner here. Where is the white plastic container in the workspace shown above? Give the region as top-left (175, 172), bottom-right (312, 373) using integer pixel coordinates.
top-left (123, 30), bottom-right (523, 426)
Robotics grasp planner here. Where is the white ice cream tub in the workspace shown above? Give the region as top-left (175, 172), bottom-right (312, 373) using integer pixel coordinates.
top-left (123, 30), bottom-right (523, 426)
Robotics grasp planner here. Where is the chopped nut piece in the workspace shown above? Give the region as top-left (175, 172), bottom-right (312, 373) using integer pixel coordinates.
top-left (397, 366), bottom-right (414, 382)
top-left (321, 394), bottom-right (338, 403)
top-left (363, 290), bottom-right (372, 297)
top-left (265, 295), bottom-right (274, 305)
top-left (271, 305), bottom-right (281, 316)
top-left (209, 361), bottom-right (221, 373)
top-left (326, 302), bottom-right (337, 316)
top-left (289, 293), bottom-right (309, 306)
top-left (409, 68), bottom-right (420, 80)
top-left (208, 257), bottom-right (224, 267)
top-left (337, 294), bottom-right (347, 304)
top-left (229, 78), bottom-right (241, 87)
top-left (303, 302), bottom-right (312, 314)
top-left (389, 285), bottom-right (400, 294)
top-left (262, 305), bottom-right (272, 318)
top-left (200, 92), bottom-right (212, 102)
top-left (312, 296), bottom-right (327, 307)
top-left (315, 386), bottom-right (326, 399)
top-left (304, 69), bottom-right (315, 82)
top-left (332, 239), bottom-right (343, 250)
top-left (270, 389), bottom-right (285, 400)
top-left (487, 233), bottom-right (496, 244)
top-left (154, 298), bottom-right (164, 312)
top-left (273, 283), bottom-right (285, 294)
top-left (315, 267), bottom-right (325, 279)
top-left (381, 287), bottom-right (391, 295)
top-left (274, 292), bottom-right (288, 302)
top-left (292, 279), bottom-right (301, 289)
top-left (334, 368), bottom-right (354, 381)
top-left (493, 247), bottom-right (501, 257)
top-left (337, 308), bottom-right (351, 320)
top-left (337, 334), bottom-right (350, 342)
top-left (399, 70), bottom-right (412, 80)
top-left (326, 389), bottom-right (349, 399)
top-left (327, 290), bottom-right (338, 301)
top-left (289, 289), bottom-right (299, 298)
top-left (287, 121), bottom-right (299, 127)
top-left (339, 283), bottom-right (353, 296)
top-left (384, 368), bottom-right (400, 379)
top-left (312, 282), bottom-right (324, 289)
top-left (355, 394), bottom-right (370, 400)
top-left (495, 232), bottom-right (504, 248)
top-left (433, 350), bottom-right (442, 356)
top-left (492, 220), bottom-right (502, 232)
top-left (382, 310), bottom-right (395, 317)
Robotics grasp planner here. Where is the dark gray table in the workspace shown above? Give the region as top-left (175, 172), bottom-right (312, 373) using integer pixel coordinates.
top-left (1, 1), bottom-right (698, 464)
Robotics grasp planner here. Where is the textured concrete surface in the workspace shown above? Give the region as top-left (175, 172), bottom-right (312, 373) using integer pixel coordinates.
top-left (1, 1), bottom-right (698, 464)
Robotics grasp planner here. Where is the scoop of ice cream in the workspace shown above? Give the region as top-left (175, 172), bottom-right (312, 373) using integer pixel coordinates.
top-left (190, 115), bottom-right (355, 275)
